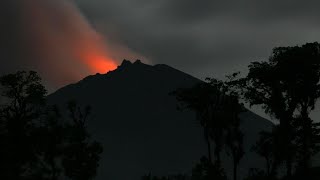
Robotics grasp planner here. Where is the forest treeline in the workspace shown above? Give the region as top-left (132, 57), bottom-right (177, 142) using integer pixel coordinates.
top-left (0, 71), bottom-right (103, 179)
top-left (1, 42), bottom-right (320, 180)
top-left (143, 42), bottom-right (320, 180)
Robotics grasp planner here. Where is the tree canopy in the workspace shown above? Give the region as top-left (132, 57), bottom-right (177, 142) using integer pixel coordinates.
top-left (0, 71), bottom-right (103, 180)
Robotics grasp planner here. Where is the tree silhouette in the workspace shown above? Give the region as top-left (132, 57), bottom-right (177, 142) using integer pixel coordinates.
top-left (33, 105), bottom-right (66, 180)
top-left (148, 42), bottom-right (320, 180)
top-left (62, 101), bottom-right (103, 180)
top-left (225, 110), bottom-right (244, 180)
top-left (241, 42), bottom-right (320, 178)
top-left (209, 77), bottom-right (245, 180)
top-left (293, 117), bottom-right (320, 177)
top-left (273, 42), bottom-right (320, 177)
top-left (174, 80), bottom-right (230, 167)
top-left (243, 168), bottom-right (271, 180)
top-left (0, 71), bottom-right (47, 179)
top-left (251, 128), bottom-right (282, 178)
top-left (191, 156), bottom-right (227, 180)
top-left (174, 77), bottom-right (245, 180)
top-left (173, 82), bottom-right (218, 163)
top-left (0, 71), bottom-right (103, 180)
top-left (141, 173), bottom-right (188, 180)
top-left (243, 58), bottom-right (293, 177)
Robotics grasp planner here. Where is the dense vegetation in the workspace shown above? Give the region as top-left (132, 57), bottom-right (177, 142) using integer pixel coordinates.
top-left (1, 42), bottom-right (320, 180)
top-left (0, 71), bottom-right (103, 180)
top-left (146, 42), bottom-right (320, 180)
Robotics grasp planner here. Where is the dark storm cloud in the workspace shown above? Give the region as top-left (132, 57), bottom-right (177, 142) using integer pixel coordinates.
top-left (1, 0), bottom-right (320, 91)
top-left (74, 0), bottom-right (320, 121)
top-left (160, 0), bottom-right (320, 24)
top-left (0, 0), bottom-right (23, 72)
top-left (160, 0), bottom-right (218, 22)
top-left (0, 0), bottom-right (142, 92)
top-left (75, 0), bottom-right (320, 79)
top-left (0, 0), bottom-right (92, 91)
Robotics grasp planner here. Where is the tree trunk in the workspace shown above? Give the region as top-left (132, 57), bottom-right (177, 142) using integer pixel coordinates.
top-left (50, 157), bottom-right (58, 180)
top-left (204, 128), bottom-right (212, 163)
top-left (207, 139), bottom-right (212, 163)
top-left (215, 146), bottom-right (221, 168)
top-left (233, 156), bottom-right (237, 180)
top-left (300, 107), bottom-right (311, 177)
top-left (286, 157), bottom-right (292, 178)
top-left (270, 160), bottom-right (278, 178)
top-left (280, 116), bottom-right (292, 178)
top-left (266, 157), bottom-right (270, 176)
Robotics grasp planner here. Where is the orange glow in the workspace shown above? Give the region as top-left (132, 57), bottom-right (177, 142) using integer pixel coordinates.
top-left (75, 33), bottom-right (118, 74)
top-left (82, 52), bottom-right (117, 73)
top-left (23, 0), bottom-right (125, 88)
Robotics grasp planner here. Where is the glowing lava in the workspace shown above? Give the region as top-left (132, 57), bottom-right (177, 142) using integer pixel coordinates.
top-left (23, 0), bottom-right (119, 84)
top-left (81, 51), bottom-right (117, 73)
top-left (74, 30), bottom-right (118, 74)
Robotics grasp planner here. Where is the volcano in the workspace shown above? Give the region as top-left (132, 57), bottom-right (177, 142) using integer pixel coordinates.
top-left (48, 60), bottom-right (274, 180)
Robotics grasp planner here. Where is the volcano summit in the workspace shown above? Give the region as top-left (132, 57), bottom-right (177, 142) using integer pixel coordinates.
top-left (48, 60), bottom-right (273, 180)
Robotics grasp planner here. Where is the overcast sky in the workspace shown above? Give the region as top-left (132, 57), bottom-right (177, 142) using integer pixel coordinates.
top-left (75, 0), bottom-right (320, 121)
top-left (74, 0), bottom-right (320, 78)
top-left (1, 0), bottom-right (320, 87)
top-left (1, 0), bottom-right (320, 120)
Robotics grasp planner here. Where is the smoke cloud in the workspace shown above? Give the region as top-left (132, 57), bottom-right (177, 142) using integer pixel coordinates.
top-left (16, 0), bottom-right (143, 91)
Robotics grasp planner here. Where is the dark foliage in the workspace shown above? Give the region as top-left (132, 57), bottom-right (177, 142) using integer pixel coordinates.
top-left (0, 71), bottom-right (47, 179)
top-left (236, 42), bottom-right (320, 178)
top-left (62, 101), bottom-right (103, 180)
top-left (141, 173), bottom-right (188, 180)
top-left (191, 156), bottom-right (227, 180)
top-left (0, 71), bottom-right (103, 180)
top-left (251, 128), bottom-right (281, 178)
top-left (173, 81), bottom-right (226, 165)
top-left (172, 77), bottom-right (245, 180)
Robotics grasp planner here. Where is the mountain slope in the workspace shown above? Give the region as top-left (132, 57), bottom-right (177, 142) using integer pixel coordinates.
top-left (48, 60), bottom-right (274, 180)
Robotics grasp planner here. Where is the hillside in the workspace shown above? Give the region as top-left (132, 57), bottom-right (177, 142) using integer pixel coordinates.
top-left (48, 60), bottom-right (274, 180)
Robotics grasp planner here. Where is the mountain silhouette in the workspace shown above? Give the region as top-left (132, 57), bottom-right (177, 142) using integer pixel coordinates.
top-left (48, 60), bottom-right (274, 180)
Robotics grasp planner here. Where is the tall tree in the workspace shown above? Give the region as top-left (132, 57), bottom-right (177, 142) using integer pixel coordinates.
top-left (0, 71), bottom-right (47, 179)
top-left (274, 42), bottom-right (320, 176)
top-left (33, 105), bottom-right (66, 180)
top-left (251, 128), bottom-right (281, 178)
top-left (242, 42), bottom-right (320, 177)
top-left (0, 71), bottom-right (103, 180)
top-left (174, 80), bottom-right (227, 166)
top-left (191, 156), bottom-right (227, 180)
top-left (224, 96), bottom-right (244, 180)
top-left (244, 57), bottom-right (296, 177)
top-left (209, 77), bottom-right (245, 180)
top-left (62, 101), bottom-right (103, 180)
top-left (174, 77), bottom-right (245, 178)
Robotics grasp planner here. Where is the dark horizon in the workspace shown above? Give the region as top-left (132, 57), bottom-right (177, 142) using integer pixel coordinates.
top-left (1, 0), bottom-right (320, 91)
top-left (1, 1), bottom-right (320, 180)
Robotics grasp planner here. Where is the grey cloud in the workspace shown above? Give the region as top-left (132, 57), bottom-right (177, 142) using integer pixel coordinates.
top-left (74, 0), bottom-right (320, 81)
top-left (159, 0), bottom-right (219, 22)
top-left (0, 0), bottom-right (320, 120)
top-left (0, 0), bottom-right (24, 73)
top-left (1, 0), bottom-right (320, 91)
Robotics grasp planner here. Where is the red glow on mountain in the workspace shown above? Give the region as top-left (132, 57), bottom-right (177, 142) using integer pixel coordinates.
top-left (81, 51), bottom-right (117, 73)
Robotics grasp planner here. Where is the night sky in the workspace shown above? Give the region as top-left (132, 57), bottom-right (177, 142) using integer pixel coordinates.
top-left (76, 0), bottom-right (320, 80)
top-left (76, 0), bottom-right (320, 78)
top-left (1, 0), bottom-right (320, 119)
